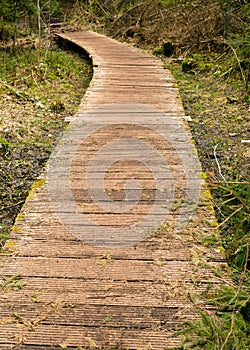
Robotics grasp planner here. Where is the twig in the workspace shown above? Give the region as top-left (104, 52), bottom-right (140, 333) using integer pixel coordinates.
top-left (235, 241), bottom-right (250, 292)
top-left (111, 1), bottom-right (147, 28)
top-left (211, 181), bottom-right (249, 184)
top-left (216, 205), bottom-right (243, 229)
top-left (220, 312), bottom-right (235, 350)
top-left (226, 42), bottom-right (247, 91)
top-left (214, 144), bottom-right (227, 182)
top-left (209, 182), bottom-right (250, 212)
top-left (218, 66), bottom-right (234, 79)
top-left (136, 0), bottom-right (155, 27)
top-left (31, 70), bottom-right (39, 87)
top-left (0, 201), bottom-right (24, 212)
top-left (228, 241), bottom-right (250, 309)
top-left (220, 195), bottom-right (237, 207)
top-left (0, 80), bottom-right (23, 98)
top-left (95, 0), bottom-right (111, 18)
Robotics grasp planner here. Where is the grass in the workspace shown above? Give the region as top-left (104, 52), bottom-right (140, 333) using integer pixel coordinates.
top-left (178, 282), bottom-right (250, 349)
top-left (0, 274), bottom-right (25, 290)
top-left (164, 50), bottom-right (249, 273)
top-left (211, 181), bottom-right (250, 272)
top-left (163, 48), bottom-right (250, 349)
top-left (165, 52), bottom-right (249, 181)
top-left (0, 38), bottom-right (92, 245)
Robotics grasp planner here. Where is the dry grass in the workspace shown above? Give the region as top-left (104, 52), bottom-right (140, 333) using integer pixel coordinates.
top-left (0, 38), bottom-right (92, 244)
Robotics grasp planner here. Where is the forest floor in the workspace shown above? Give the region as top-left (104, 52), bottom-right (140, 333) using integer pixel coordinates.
top-left (164, 53), bottom-right (250, 268)
top-left (166, 56), bottom-right (249, 181)
top-left (0, 38), bottom-right (92, 245)
top-left (163, 50), bottom-right (250, 346)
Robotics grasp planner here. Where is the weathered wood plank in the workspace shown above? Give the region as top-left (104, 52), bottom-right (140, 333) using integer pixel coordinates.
top-left (0, 324), bottom-right (184, 349)
top-left (2, 238), bottom-right (222, 261)
top-left (0, 256), bottom-right (221, 281)
top-left (0, 29), bottom-right (230, 349)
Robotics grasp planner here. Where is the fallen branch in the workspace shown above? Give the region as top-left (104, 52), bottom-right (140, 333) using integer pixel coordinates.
top-left (0, 80), bottom-right (23, 98)
top-left (216, 204), bottom-right (243, 229)
top-left (209, 182), bottom-right (250, 213)
top-left (0, 201), bottom-right (25, 212)
top-left (225, 41), bottom-right (248, 91)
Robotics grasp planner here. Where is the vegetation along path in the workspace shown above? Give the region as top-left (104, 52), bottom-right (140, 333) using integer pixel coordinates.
top-left (0, 30), bottom-right (232, 349)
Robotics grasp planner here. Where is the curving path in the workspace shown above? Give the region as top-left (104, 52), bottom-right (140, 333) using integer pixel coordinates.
top-left (0, 31), bottom-right (229, 349)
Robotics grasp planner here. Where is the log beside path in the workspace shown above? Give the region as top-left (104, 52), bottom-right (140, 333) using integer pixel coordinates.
top-left (0, 30), bottom-right (230, 349)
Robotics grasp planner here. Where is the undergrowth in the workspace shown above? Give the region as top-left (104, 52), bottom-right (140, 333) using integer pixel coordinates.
top-left (212, 182), bottom-right (250, 273)
top-left (164, 47), bottom-right (249, 349)
top-left (178, 181), bottom-right (250, 348)
top-left (0, 39), bottom-right (92, 246)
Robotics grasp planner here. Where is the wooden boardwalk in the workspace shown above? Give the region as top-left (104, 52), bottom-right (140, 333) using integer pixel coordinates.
top-left (0, 31), bottom-right (229, 349)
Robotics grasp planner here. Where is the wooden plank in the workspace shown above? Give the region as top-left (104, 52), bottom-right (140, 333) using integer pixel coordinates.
top-left (0, 324), bottom-right (184, 349)
top-left (0, 303), bottom-right (197, 329)
top-left (2, 238), bottom-right (223, 261)
top-left (0, 277), bottom-right (210, 308)
top-left (0, 256), bottom-right (224, 282)
top-left (0, 29), bottom-right (230, 349)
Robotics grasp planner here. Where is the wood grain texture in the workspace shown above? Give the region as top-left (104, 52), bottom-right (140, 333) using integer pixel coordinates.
top-left (0, 30), bottom-right (229, 349)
